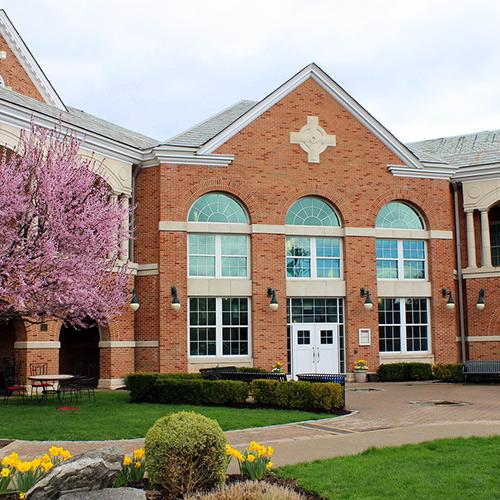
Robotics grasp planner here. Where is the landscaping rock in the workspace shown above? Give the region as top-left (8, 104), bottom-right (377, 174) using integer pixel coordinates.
top-left (26, 445), bottom-right (124, 500)
top-left (59, 487), bottom-right (146, 499)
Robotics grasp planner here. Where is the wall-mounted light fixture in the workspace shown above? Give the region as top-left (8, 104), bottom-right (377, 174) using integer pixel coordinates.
top-left (476, 289), bottom-right (485, 311)
top-left (171, 286), bottom-right (181, 311)
top-left (360, 288), bottom-right (373, 310)
top-left (442, 288), bottom-right (455, 310)
top-left (130, 289), bottom-right (140, 312)
top-left (267, 288), bottom-right (278, 311)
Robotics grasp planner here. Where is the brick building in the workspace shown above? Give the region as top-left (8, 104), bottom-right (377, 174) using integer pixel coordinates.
top-left (0, 10), bottom-right (498, 387)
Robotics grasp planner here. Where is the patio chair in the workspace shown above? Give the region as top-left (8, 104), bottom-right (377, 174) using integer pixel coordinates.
top-left (1, 367), bottom-right (28, 403)
top-left (73, 375), bottom-right (97, 402)
top-left (58, 377), bottom-right (81, 404)
top-left (30, 362), bottom-right (55, 399)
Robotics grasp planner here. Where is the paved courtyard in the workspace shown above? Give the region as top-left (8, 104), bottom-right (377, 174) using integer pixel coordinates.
top-left (2, 381), bottom-right (500, 469)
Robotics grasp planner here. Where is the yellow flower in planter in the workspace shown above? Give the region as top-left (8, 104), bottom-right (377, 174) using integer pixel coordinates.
top-left (1, 467), bottom-right (10, 477)
top-left (133, 448), bottom-right (145, 460)
top-left (18, 493), bottom-right (25, 500)
top-left (134, 461), bottom-right (142, 469)
top-left (49, 446), bottom-right (62, 457)
top-left (60, 449), bottom-right (72, 461)
top-left (123, 455), bottom-right (132, 466)
top-left (267, 446), bottom-right (274, 457)
top-left (266, 461), bottom-right (273, 470)
top-left (246, 454), bottom-right (255, 463)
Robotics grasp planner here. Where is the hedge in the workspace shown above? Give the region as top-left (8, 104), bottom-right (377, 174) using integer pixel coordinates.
top-left (125, 373), bottom-right (202, 402)
top-left (251, 379), bottom-right (343, 412)
top-left (433, 363), bottom-right (464, 382)
top-left (377, 362), bottom-right (433, 382)
top-left (126, 373), bottom-right (344, 412)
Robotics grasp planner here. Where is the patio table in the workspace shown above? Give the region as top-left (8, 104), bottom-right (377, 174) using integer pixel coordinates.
top-left (28, 374), bottom-right (74, 402)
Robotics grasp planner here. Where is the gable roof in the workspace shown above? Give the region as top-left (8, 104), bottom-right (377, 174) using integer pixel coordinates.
top-left (165, 100), bottom-right (256, 147)
top-left (0, 9), bottom-right (66, 110)
top-left (408, 129), bottom-right (500, 167)
top-left (189, 63), bottom-right (424, 169)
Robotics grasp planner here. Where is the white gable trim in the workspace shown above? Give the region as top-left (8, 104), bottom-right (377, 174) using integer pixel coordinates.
top-left (0, 10), bottom-right (66, 110)
top-left (198, 63), bottom-right (423, 169)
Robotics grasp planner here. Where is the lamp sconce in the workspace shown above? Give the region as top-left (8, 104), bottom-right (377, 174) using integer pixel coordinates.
top-left (476, 289), bottom-right (485, 311)
top-left (130, 289), bottom-right (140, 312)
top-left (171, 286), bottom-right (181, 311)
top-left (442, 288), bottom-right (455, 310)
top-left (267, 288), bottom-right (278, 311)
top-left (360, 288), bottom-right (373, 310)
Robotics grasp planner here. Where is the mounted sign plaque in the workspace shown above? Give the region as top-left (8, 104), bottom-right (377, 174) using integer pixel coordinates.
top-left (358, 328), bottom-right (371, 346)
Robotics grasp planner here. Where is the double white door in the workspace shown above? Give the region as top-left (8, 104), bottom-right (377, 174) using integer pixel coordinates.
top-left (291, 323), bottom-right (339, 377)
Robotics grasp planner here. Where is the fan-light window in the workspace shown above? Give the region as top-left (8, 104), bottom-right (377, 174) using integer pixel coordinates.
top-left (188, 193), bottom-right (248, 223)
top-left (376, 202), bottom-right (424, 229)
top-left (286, 197), bottom-right (340, 226)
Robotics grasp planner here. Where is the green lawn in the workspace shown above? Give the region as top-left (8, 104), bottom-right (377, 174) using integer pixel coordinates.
top-left (277, 436), bottom-right (500, 499)
top-left (0, 391), bottom-right (331, 440)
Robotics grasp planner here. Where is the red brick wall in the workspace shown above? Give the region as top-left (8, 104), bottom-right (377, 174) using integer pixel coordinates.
top-left (152, 77), bottom-right (458, 372)
top-left (0, 33), bottom-right (45, 102)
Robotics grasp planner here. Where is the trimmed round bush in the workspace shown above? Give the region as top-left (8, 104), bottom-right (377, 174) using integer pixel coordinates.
top-left (145, 411), bottom-right (227, 496)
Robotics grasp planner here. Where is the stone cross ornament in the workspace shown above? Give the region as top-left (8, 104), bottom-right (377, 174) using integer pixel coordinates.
top-left (290, 116), bottom-right (336, 163)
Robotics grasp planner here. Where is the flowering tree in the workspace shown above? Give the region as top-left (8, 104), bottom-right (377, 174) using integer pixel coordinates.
top-left (0, 125), bottom-right (130, 326)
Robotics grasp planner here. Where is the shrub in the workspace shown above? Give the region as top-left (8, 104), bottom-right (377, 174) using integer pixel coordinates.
top-left (125, 372), bottom-right (201, 402)
top-left (235, 367), bottom-right (268, 374)
top-left (433, 363), bottom-right (464, 382)
top-left (250, 379), bottom-right (279, 406)
top-left (185, 480), bottom-right (305, 500)
top-left (275, 381), bottom-right (343, 412)
top-left (156, 379), bottom-right (249, 406)
top-left (145, 412), bottom-right (227, 496)
top-left (377, 362), bottom-right (433, 382)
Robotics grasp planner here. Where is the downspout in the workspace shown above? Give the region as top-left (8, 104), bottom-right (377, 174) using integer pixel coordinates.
top-left (452, 181), bottom-right (467, 362)
top-left (129, 163), bottom-right (143, 263)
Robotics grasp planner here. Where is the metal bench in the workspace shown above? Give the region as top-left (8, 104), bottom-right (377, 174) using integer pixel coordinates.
top-left (296, 373), bottom-right (346, 406)
top-left (463, 360), bottom-right (500, 383)
top-left (200, 368), bottom-right (286, 383)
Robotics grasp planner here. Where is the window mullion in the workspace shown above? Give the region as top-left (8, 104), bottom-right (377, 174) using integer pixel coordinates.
top-left (216, 297), bottom-right (222, 357)
top-left (311, 237), bottom-right (316, 279)
top-left (400, 298), bottom-right (407, 353)
top-left (398, 240), bottom-right (404, 280)
top-left (215, 235), bottom-right (222, 278)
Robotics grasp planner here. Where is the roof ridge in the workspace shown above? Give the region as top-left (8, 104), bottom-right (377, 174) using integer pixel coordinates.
top-left (408, 129), bottom-right (500, 146)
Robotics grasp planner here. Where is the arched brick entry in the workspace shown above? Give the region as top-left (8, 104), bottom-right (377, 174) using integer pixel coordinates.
top-left (59, 323), bottom-right (100, 379)
top-left (0, 321), bottom-right (16, 363)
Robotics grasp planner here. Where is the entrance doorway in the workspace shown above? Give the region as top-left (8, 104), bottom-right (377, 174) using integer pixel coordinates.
top-left (59, 324), bottom-right (99, 379)
top-left (291, 323), bottom-right (339, 377)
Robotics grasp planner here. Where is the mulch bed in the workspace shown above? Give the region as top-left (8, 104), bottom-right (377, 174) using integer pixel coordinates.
top-left (139, 475), bottom-right (326, 499)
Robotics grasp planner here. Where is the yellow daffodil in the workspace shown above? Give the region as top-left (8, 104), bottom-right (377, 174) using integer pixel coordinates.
top-left (134, 461), bottom-right (142, 469)
top-left (60, 450), bottom-right (72, 460)
top-left (266, 461), bottom-right (273, 470)
top-left (133, 448), bottom-right (145, 460)
top-left (123, 455), bottom-right (132, 466)
top-left (49, 446), bottom-right (62, 457)
top-left (267, 446), bottom-right (274, 457)
top-left (246, 454), bottom-right (255, 463)
top-left (19, 493), bottom-right (25, 500)
top-left (1, 467), bottom-right (10, 478)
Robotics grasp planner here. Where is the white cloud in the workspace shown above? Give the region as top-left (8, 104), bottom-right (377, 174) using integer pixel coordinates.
top-left (2, 0), bottom-right (499, 141)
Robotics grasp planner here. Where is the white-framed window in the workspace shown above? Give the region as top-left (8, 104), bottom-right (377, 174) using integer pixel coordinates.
top-left (188, 297), bottom-right (250, 357)
top-left (188, 234), bottom-right (249, 278)
top-left (378, 298), bottom-right (430, 353)
top-left (376, 239), bottom-right (426, 280)
top-left (286, 237), bottom-right (342, 279)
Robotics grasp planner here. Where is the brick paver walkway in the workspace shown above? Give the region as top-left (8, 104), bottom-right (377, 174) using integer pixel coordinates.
top-left (2, 381), bottom-right (500, 469)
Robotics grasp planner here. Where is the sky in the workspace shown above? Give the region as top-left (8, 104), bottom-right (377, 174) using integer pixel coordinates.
top-left (2, 0), bottom-right (499, 143)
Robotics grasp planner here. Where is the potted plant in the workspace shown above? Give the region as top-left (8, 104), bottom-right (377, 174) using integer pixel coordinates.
top-left (354, 359), bottom-right (368, 382)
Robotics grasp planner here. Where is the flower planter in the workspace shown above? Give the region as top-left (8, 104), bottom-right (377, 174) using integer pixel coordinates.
top-left (354, 370), bottom-right (368, 383)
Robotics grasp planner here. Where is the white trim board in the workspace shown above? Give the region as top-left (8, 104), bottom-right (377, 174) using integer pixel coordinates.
top-left (198, 63), bottom-right (424, 170)
top-left (0, 10), bottom-right (66, 110)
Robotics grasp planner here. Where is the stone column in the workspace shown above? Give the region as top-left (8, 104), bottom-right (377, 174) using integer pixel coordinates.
top-left (119, 195), bottom-right (130, 261)
top-left (108, 193), bottom-right (118, 259)
top-left (480, 208), bottom-right (492, 267)
top-left (465, 210), bottom-right (477, 268)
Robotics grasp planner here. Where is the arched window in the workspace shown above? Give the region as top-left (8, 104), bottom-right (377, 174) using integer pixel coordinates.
top-left (375, 202), bottom-right (424, 229)
top-left (188, 193), bottom-right (248, 223)
top-left (286, 197), bottom-right (340, 227)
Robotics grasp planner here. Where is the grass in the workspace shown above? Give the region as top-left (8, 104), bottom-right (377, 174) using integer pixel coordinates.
top-left (0, 391), bottom-right (331, 440)
top-left (277, 436), bottom-right (500, 499)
